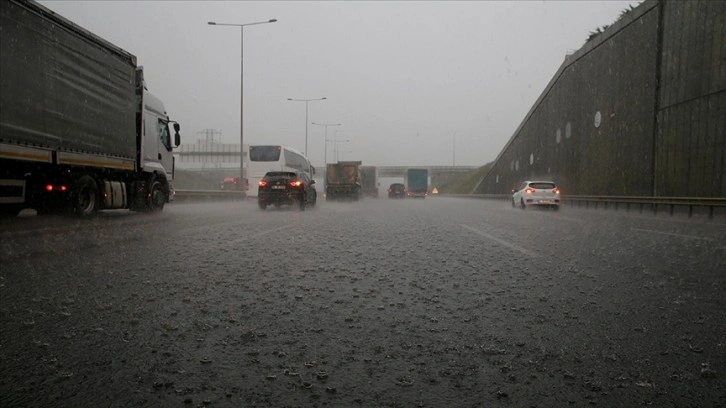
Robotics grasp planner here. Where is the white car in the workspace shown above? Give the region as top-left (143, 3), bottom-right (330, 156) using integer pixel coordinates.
top-left (512, 181), bottom-right (561, 210)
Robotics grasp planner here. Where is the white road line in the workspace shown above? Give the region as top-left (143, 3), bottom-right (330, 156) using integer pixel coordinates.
top-left (229, 224), bottom-right (291, 244)
top-left (460, 224), bottom-right (539, 257)
top-left (631, 227), bottom-right (717, 242)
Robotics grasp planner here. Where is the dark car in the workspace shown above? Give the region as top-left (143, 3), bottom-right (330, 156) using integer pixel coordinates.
top-left (258, 171), bottom-right (316, 210)
top-left (388, 183), bottom-right (406, 199)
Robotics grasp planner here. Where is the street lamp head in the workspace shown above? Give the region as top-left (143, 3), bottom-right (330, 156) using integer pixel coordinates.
top-left (269, 19), bottom-right (278, 23)
top-left (322, 97), bottom-right (327, 100)
top-left (207, 21), bottom-right (216, 25)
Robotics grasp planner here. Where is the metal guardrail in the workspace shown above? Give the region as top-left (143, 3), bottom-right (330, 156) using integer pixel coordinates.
top-left (562, 195), bottom-right (726, 219)
top-left (438, 194), bottom-right (726, 219)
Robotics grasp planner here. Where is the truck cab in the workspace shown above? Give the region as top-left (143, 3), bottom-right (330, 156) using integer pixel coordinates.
top-left (139, 71), bottom-right (180, 191)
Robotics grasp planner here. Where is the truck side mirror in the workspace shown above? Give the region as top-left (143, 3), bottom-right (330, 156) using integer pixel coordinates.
top-left (173, 123), bottom-right (181, 146)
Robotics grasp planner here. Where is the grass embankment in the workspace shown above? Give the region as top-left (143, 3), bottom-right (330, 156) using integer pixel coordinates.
top-left (437, 162), bottom-right (493, 195)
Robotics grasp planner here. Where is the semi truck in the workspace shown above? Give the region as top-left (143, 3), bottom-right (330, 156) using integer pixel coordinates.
top-left (0, 0), bottom-right (180, 217)
top-left (360, 166), bottom-right (379, 198)
top-left (405, 168), bottom-right (429, 198)
top-left (326, 161), bottom-right (362, 201)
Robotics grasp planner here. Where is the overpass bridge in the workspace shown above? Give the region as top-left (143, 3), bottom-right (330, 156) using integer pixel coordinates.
top-left (173, 165), bottom-right (478, 191)
top-left (312, 165), bottom-right (477, 178)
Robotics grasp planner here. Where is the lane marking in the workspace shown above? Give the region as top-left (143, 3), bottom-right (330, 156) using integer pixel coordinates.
top-left (460, 224), bottom-right (539, 257)
top-left (631, 227), bottom-right (718, 242)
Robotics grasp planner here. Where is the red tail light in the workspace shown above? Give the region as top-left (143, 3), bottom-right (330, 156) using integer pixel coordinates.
top-left (258, 180), bottom-right (268, 187)
top-left (553, 188), bottom-right (560, 194)
top-left (525, 187), bottom-right (536, 194)
top-left (289, 180), bottom-right (303, 188)
top-left (46, 184), bottom-right (68, 192)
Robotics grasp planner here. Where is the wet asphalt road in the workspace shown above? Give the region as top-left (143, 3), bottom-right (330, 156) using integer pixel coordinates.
top-left (1, 197), bottom-right (725, 407)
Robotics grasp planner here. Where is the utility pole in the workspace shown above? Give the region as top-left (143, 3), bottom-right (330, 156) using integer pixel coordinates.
top-left (198, 128), bottom-right (222, 143)
top-left (197, 129), bottom-right (223, 168)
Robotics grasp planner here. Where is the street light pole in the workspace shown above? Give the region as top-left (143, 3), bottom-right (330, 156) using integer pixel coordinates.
top-left (287, 97), bottom-right (326, 156)
top-left (312, 122), bottom-right (341, 192)
top-left (331, 139), bottom-right (350, 162)
top-left (208, 18), bottom-right (277, 184)
top-left (311, 122), bottom-right (341, 166)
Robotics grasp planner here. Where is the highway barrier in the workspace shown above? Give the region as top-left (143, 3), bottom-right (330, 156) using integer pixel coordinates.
top-left (172, 190), bottom-right (246, 202)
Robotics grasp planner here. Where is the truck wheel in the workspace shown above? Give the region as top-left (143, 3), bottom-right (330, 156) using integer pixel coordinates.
top-left (147, 178), bottom-right (166, 212)
top-left (73, 175), bottom-right (99, 217)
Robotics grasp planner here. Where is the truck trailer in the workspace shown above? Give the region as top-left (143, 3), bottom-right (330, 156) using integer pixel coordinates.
top-left (0, 0), bottom-right (180, 217)
top-left (405, 168), bottom-right (429, 198)
top-left (326, 161), bottom-right (362, 201)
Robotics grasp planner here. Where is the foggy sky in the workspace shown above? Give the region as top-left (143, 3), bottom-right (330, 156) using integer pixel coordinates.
top-left (39, 1), bottom-right (639, 167)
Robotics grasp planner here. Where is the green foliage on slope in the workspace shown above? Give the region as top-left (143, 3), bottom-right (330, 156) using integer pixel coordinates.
top-left (437, 162), bottom-right (493, 195)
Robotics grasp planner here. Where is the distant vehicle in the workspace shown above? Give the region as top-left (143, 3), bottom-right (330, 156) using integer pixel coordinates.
top-left (512, 180), bottom-right (561, 210)
top-left (247, 145), bottom-right (315, 198)
top-left (0, 0), bottom-right (180, 217)
top-left (326, 161), bottom-right (362, 201)
top-left (360, 166), bottom-right (379, 198)
top-left (257, 171), bottom-right (316, 210)
top-left (220, 177), bottom-right (246, 191)
top-left (388, 183), bottom-right (406, 199)
top-left (405, 168), bottom-right (428, 198)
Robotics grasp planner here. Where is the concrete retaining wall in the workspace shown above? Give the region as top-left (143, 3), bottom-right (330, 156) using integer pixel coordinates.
top-left (474, 0), bottom-right (725, 197)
